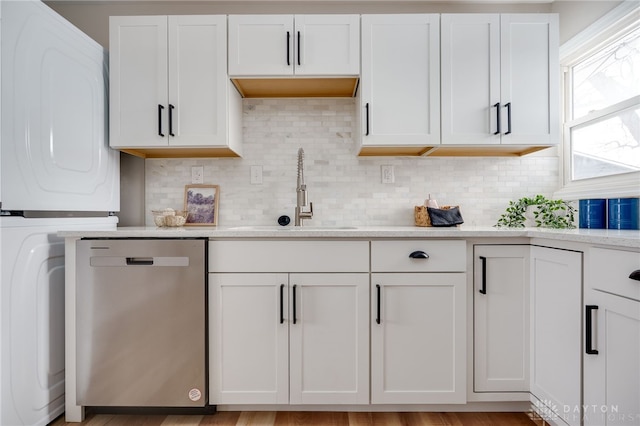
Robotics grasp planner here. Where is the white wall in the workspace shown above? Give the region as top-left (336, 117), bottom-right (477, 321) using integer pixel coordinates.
top-left (552, 0), bottom-right (623, 44)
top-left (146, 99), bottom-right (559, 227)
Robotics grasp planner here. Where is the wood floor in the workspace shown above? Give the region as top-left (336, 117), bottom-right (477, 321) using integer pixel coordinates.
top-left (50, 411), bottom-right (542, 425)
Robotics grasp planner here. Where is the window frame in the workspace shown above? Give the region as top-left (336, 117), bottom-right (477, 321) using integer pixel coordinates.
top-left (556, 0), bottom-right (640, 200)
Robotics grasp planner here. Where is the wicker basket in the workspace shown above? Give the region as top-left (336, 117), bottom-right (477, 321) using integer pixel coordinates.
top-left (414, 205), bottom-right (455, 227)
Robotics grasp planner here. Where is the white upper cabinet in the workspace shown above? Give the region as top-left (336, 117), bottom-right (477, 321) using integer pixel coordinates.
top-left (359, 14), bottom-right (440, 154)
top-left (109, 15), bottom-right (241, 156)
top-left (228, 15), bottom-right (360, 76)
top-left (110, 16), bottom-right (167, 148)
top-left (441, 14), bottom-right (559, 147)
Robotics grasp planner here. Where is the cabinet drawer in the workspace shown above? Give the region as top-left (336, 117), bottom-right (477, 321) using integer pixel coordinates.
top-left (589, 247), bottom-right (640, 301)
top-left (371, 240), bottom-right (466, 272)
top-left (209, 240), bottom-right (369, 272)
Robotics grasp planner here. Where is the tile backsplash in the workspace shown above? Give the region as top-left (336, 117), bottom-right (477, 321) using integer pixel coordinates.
top-left (146, 98), bottom-right (559, 227)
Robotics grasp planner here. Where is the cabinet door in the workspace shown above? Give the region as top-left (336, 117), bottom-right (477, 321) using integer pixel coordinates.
top-left (168, 16), bottom-right (228, 147)
top-left (360, 14), bottom-right (440, 148)
top-left (294, 15), bottom-right (360, 76)
top-left (209, 273), bottom-right (289, 404)
top-left (109, 16), bottom-right (168, 147)
top-left (228, 15), bottom-right (293, 76)
top-left (584, 290), bottom-right (640, 426)
top-left (441, 14), bottom-right (500, 145)
top-left (371, 273), bottom-right (466, 404)
top-left (500, 14), bottom-right (559, 145)
top-left (289, 273), bottom-right (369, 405)
top-left (474, 245), bottom-right (529, 392)
top-left (530, 247), bottom-right (582, 426)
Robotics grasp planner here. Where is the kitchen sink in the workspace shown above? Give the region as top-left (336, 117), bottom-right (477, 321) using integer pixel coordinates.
top-left (228, 226), bottom-right (357, 231)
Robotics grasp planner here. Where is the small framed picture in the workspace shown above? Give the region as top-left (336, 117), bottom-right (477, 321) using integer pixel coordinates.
top-left (184, 184), bottom-right (219, 226)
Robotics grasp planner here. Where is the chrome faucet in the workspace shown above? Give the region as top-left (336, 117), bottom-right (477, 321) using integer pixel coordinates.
top-left (295, 148), bottom-right (313, 226)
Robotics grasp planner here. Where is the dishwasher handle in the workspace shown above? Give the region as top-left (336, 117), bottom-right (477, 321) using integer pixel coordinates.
top-left (126, 257), bottom-right (154, 266)
top-left (90, 256), bottom-right (190, 267)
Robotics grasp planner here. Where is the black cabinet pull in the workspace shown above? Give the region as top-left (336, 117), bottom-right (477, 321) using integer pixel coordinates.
top-left (158, 104), bottom-right (165, 137)
top-left (169, 104), bottom-right (175, 137)
top-left (365, 103), bottom-right (370, 136)
top-left (286, 31), bottom-right (291, 66)
top-left (630, 270), bottom-right (640, 281)
top-left (504, 102), bottom-right (512, 135)
top-left (586, 305), bottom-right (599, 355)
top-left (279, 284), bottom-right (285, 324)
top-left (292, 284), bottom-right (297, 324)
top-left (297, 31), bottom-right (301, 66)
top-left (409, 250), bottom-right (429, 259)
top-left (494, 102), bottom-right (501, 135)
top-left (376, 284), bottom-right (381, 324)
top-left (479, 256), bottom-right (487, 294)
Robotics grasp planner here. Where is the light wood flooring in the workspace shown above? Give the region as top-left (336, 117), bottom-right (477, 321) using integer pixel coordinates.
top-left (50, 411), bottom-right (544, 425)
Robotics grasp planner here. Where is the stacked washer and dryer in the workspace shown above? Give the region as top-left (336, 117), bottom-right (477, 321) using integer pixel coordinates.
top-left (0, 1), bottom-right (120, 424)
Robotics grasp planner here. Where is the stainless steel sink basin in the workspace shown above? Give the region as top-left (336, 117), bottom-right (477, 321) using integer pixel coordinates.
top-left (228, 226), bottom-right (357, 231)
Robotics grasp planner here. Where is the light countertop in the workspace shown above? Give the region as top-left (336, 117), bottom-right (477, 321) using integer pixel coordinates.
top-left (58, 226), bottom-right (640, 249)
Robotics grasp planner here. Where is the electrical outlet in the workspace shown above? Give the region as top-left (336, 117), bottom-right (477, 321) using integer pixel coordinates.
top-left (381, 165), bottom-right (395, 184)
top-left (191, 166), bottom-right (204, 184)
top-left (250, 165), bottom-right (263, 185)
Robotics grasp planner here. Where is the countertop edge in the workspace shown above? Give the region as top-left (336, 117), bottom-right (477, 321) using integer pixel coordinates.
top-left (57, 226), bottom-right (640, 249)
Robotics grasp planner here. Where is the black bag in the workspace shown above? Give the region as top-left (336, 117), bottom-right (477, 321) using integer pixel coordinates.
top-left (427, 206), bottom-right (464, 227)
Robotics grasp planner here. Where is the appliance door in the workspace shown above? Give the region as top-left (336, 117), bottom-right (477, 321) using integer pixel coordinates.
top-left (75, 239), bottom-right (206, 407)
top-left (0, 216), bottom-right (117, 426)
top-left (1, 0), bottom-right (119, 212)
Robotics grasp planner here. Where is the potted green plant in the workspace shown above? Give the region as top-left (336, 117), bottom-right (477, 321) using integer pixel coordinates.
top-left (496, 194), bottom-right (576, 228)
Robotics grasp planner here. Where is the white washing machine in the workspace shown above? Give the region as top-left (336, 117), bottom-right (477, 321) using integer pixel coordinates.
top-left (0, 216), bottom-right (118, 426)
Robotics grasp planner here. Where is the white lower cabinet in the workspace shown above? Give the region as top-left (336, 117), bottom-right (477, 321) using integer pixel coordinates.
top-left (584, 248), bottom-right (640, 426)
top-left (371, 273), bottom-right (466, 403)
top-left (208, 240), bottom-right (369, 405)
top-left (473, 245), bottom-right (530, 393)
top-left (370, 240), bottom-right (467, 404)
top-left (530, 246), bottom-right (582, 426)
top-left (209, 273), bottom-right (289, 404)
top-left (289, 273), bottom-right (369, 405)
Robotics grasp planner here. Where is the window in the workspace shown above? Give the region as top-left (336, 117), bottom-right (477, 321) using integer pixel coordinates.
top-left (559, 2), bottom-right (640, 199)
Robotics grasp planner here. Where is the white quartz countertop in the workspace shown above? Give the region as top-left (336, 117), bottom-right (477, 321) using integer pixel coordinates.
top-left (58, 226), bottom-right (640, 249)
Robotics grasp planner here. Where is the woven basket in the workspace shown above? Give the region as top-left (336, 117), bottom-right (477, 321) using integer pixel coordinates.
top-left (414, 205), bottom-right (455, 227)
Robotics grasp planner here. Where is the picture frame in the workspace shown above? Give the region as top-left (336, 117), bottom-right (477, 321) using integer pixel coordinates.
top-left (184, 184), bottom-right (219, 226)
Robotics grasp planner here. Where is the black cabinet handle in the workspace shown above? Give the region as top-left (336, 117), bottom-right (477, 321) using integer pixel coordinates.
top-left (505, 102), bottom-right (512, 135)
top-left (158, 104), bottom-right (165, 137)
top-left (409, 251), bottom-right (429, 259)
top-left (297, 31), bottom-right (301, 66)
top-left (292, 284), bottom-right (297, 324)
top-left (169, 104), bottom-right (175, 137)
top-left (365, 103), bottom-right (370, 136)
top-left (376, 284), bottom-right (381, 324)
top-left (630, 270), bottom-right (640, 281)
top-left (279, 284), bottom-right (285, 324)
top-left (586, 305), bottom-right (599, 355)
top-left (286, 31), bottom-right (291, 66)
top-left (494, 102), bottom-right (501, 135)
top-left (479, 256), bottom-right (487, 295)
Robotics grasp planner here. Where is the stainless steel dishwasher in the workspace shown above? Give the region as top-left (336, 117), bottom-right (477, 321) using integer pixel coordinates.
top-left (75, 238), bottom-right (206, 407)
